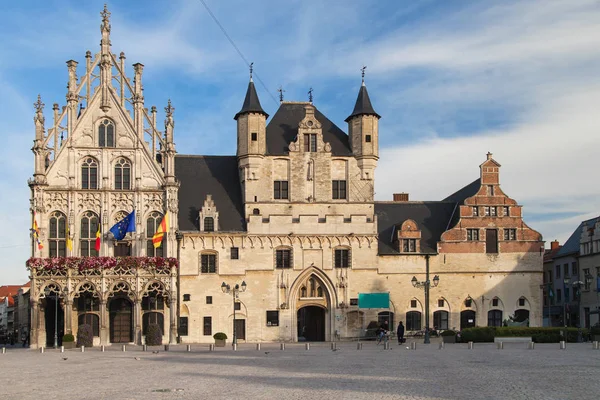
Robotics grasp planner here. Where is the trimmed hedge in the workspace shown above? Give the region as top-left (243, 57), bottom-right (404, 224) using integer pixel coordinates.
top-left (77, 324), bottom-right (93, 347)
top-left (62, 333), bottom-right (75, 343)
top-left (440, 330), bottom-right (457, 337)
top-left (459, 327), bottom-right (588, 343)
top-left (213, 332), bottom-right (227, 341)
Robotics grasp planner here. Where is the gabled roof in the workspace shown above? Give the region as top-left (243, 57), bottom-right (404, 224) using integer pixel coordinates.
top-left (345, 84), bottom-right (380, 122)
top-left (442, 178), bottom-right (481, 230)
top-left (266, 102), bottom-right (352, 156)
top-left (0, 286), bottom-right (22, 307)
top-left (556, 217), bottom-right (600, 257)
top-left (375, 202), bottom-right (457, 255)
top-left (175, 155), bottom-right (246, 232)
top-left (234, 80), bottom-right (268, 120)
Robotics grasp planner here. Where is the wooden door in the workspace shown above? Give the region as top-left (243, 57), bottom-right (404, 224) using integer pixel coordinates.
top-left (109, 298), bottom-right (132, 343)
top-left (486, 229), bottom-right (498, 253)
top-left (234, 319), bottom-right (246, 340)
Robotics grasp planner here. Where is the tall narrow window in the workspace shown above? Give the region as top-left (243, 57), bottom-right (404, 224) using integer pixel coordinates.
top-left (81, 157), bottom-right (98, 189)
top-left (402, 239), bottom-right (416, 253)
top-left (80, 211), bottom-right (99, 257)
top-left (204, 217), bottom-right (215, 232)
top-left (203, 316), bottom-right (212, 336)
top-left (503, 206), bottom-right (510, 216)
top-left (334, 248), bottom-right (350, 268)
top-left (275, 248), bottom-right (292, 269)
top-left (488, 185), bottom-right (494, 196)
top-left (98, 119), bottom-right (115, 147)
top-left (146, 212), bottom-right (164, 257)
top-left (274, 181), bottom-right (289, 200)
top-left (472, 207), bottom-right (479, 216)
top-left (114, 158), bottom-right (131, 190)
top-left (304, 134), bottom-right (317, 152)
top-left (332, 180), bottom-right (347, 200)
top-left (490, 206), bottom-right (497, 217)
top-left (201, 253), bottom-right (217, 273)
top-left (49, 211), bottom-right (67, 257)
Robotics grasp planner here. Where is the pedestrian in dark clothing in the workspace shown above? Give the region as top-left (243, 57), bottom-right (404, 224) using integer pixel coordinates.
top-left (397, 321), bottom-right (405, 344)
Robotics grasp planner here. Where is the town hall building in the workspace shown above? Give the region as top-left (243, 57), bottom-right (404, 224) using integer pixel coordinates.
top-left (26, 7), bottom-right (544, 347)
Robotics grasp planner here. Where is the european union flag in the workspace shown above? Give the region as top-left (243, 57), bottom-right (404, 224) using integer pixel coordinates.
top-left (109, 211), bottom-right (136, 241)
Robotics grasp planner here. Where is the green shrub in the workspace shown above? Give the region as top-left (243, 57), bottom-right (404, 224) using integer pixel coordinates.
top-left (62, 333), bottom-right (75, 343)
top-left (440, 330), bottom-right (457, 337)
top-left (145, 324), bottom-right (163, 346)
top-left (458, 327), bottom-right (587, 343)
top-left (76, 324), bottom-right (93, 347)
top-left (213, 332), bottom-right (227, 340)
top-left (460, 327), bottom-right (496, 342)
top-left (591, 326), bottom-right (600, 335)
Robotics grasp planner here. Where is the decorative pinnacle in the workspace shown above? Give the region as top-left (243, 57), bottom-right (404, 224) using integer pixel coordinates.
top-left (249, 62), bottom-right (254, 82)
top-left (361, 66), bottom-right (367, 86)
top-left (277, 85), bottom-right (285, 102)
top-left (101, 4), bottom-right (111, 32)
top-left (165, 99), bottom-right (175, 117)
top-left (34, 94), bottom-right (45, 113)
top-left (308, 87), bottom-right (313, 103)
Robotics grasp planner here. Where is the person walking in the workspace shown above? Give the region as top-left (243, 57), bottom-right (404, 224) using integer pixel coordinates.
top-left (397, 321), bottom-right (405, 344)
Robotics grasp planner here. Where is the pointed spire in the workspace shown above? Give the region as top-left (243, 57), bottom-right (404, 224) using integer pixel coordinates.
top-left (100, 4), bottom-right (111, 54)
top-left (345, 66), bottom-right (380, 122)
top-left (234, 66), bottom-right (269, 120)
top-left (34, 94), bottom-right (45, 125)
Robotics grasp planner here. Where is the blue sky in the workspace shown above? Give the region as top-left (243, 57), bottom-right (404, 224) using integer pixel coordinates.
top-left (0, 0), bottom-right (599, 284)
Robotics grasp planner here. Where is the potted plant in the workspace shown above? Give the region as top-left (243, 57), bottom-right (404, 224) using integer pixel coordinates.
top-left (213, 332), bottom-right (227, 347)
top-left (441, 329), bottom-right (457, 343)
top-left (145, 323), bottom-right (163, 346)
top-left (62, 333), bottom-right (76, 349)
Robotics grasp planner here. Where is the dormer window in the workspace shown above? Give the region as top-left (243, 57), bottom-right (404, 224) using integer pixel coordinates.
top-left (199, 194), bottom-right (219, 232)
top-left (304, 134), bottom-right (317, 152)
top-left (99, 119), bottom-right (114, 147)
top-left (203, 217), bottom-right (214, 232)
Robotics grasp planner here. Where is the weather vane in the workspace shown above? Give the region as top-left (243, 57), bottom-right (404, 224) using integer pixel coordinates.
top-left (249, 62), bottom-right (254, 80)
top-left (361, 66), bottom-right (367, 83)
top-left (277, 85), bottom-right (285, 102)
top-left (308, 87), bottom-right (313, 103)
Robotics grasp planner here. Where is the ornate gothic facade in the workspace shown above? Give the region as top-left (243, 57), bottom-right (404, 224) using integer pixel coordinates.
top-left (28, 7), bottom-right (544, 347)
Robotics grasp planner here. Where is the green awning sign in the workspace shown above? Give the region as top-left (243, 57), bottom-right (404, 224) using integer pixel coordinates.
top-left (358, 293), bottom-right (389, 309)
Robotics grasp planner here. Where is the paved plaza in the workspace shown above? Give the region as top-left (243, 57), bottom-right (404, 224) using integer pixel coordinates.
top-left (1, 341), bottom-right (599, 400)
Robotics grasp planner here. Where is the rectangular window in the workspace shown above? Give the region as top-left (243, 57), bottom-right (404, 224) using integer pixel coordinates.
top-left (503, 206), bottom-right (510, 216)
top-left (571, 262), bottom-right (578, 276)
top-left (490, 207), bottom-right (497, 216)
top-left (266, 310), bottom-right (279, 326)
top-left (465, 299), bottom-right (472, 307)
top-left (556, 289), bottom-right (562, 303)
top-left (276, 249), bottom-right (292, 269)
top-left (251, 132), bottom-right (257, 141)
top-left (583, 268), bottom-right (591, 290)
top-left (484, 207), bottom-right (490, 216)
top-left (563, 263), bottom-right (569, 277)
top-left (488, 185), bottom-right (494, 196)
top-left (179, 317), bottom-right (188, 336)
top-left (467, 229), bottom-right (479, 241)
top-left (234, 302), bottom-right (241, 311)
top-left (203, 317), bottom-right (212, 336)
top-left (518, 298), bottom-right (525, 307)
top-left (350, 298), bottom-right (358, 306)
top-left (555, 265), bottom-right (561, 278)
top-left (274, 180), bottom-right (289, 200)
top-left (206, 296), bottom-right (212, 304)
top-left (504, 228), bottom-right (516, 241)
top-left (438, 299), bottom-right (444, 307)
top-left (410, 299), bottom-right (417, 308)
top-left (231, 247), bottom-right (239, 260)
top-left (402, 239), bottom-right (416, 252)
top-left (365, 134), bottom-right (372, 142)
top-left (492, 298), bottom-right (499, 307)
top-left (183, 294), bottom-right (191, 302)
top-left (304, 134), bottom-right (317, 152)
top-left (334, 249), bottom-right (350, 268)
top-left (332, 180), bottom-right (347, 200)
top-left (472, 207), bottom-right (479, 216)
top-left (201, 254), bottom-right (217, 274)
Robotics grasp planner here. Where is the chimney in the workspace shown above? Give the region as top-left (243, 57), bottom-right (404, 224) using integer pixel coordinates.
top-left (393, 193), bottom-right (409, 202)
top-left (550, 240), bottom-right (560, 250)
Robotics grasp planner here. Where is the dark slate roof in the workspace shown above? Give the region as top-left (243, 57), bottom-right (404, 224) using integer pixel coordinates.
top-left (175, 155), bottom-right (246, 232)
top-left (345, 84), bottom-right (381, 122)
top-left (555, 217), bottom-right (599, 257)
top-left (442, 178), bottom-right (480, 230)
top-left (234, 80), bottom-right (268, 120)
top-left (266, 102), bottom-right (352, 156)
top-left (375, 202), bottom-right (457, 255)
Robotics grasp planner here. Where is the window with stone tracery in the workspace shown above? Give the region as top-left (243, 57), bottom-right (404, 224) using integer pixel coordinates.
top-left (81, 157), bottom-right (98, 189)
top-left (49, 211), bottom-right (67, 257)
top-left (146, 212), bottom-right (164, 257)
top-left (114, 158), bottom-right (131, 190)
top-left (80, 211), bottom-right (99, 257)
top-left (98, 118), bottom-right (115, 147)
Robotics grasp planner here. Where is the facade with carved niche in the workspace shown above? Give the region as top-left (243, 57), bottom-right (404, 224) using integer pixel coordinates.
top-left (29, 7), bottom-right (544, 347)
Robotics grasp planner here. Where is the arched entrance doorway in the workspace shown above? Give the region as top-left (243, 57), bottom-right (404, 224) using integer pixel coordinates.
top-left (460, 310), bottom-right (476, 330)
top-left (297, 306), bottom-right (325, 342)
top-left (109, 297), bottom-right (133, 343)
top-left (44, 295), bottom-right (64, 347)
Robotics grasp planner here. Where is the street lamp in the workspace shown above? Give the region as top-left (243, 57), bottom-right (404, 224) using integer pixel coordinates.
top-left (175, 231), bottom-right (183, 344)
top-left (411, 255), bottom-right (439, 344)
top-left (539, 282), bottom-right (553, 327)
top-left (221, 281), bottom-right (246, 347)
top-left (44, 286), bottom-right (58, 349)
top-left (563, 277), bottom-right (570, 328)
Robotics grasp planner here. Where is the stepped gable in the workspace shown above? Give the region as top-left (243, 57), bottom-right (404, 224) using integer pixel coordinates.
top-left (175, 155), bottom-right (245, 232)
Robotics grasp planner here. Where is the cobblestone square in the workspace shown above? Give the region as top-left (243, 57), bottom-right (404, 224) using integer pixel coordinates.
top-left (1, 341), bottom-right (599, 400)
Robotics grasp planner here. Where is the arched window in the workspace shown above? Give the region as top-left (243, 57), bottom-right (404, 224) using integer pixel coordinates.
top-left (488, 310), bottom-right (503, 327)
top-left (98, 119), bottom-right (114, 147)
top-left (143, 312), bottom-right (164, 336)
top-left (317, 286), bottom-right (323, 298)
top-left (81, 157), bottom-right (98, 189)
top-left (80, 211), bottom-right (99, 256)
top-left (406, 311), bottom-right (421, 331)
top-left (78, 314), bottom-right (100, 337)
top-left (309, 278), bottom-right (316, 297)
top-left (114, 158), bottom-right (131, 190)
top-left (49, 211), bottom-right (66, 257)
top-left (146, 212), bottom-right (164, 257)
top-left (433, 310), bottom-right (449, 330)
top-left (300, 286), bottom-right (307, 297)
top-left (378, 311), bottom-right (394, 331)
top-left (204, 217), bottom-right (214, 232)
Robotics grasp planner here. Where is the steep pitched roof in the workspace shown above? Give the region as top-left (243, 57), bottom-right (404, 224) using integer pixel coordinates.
top-left (345, 84), bottom-right (381, 122)
top-left (375, 202), bottom-right (457, 255)
top-left (266, 102), bottom-right (352, 156)
top-left (234, 80), bottom-right (268, 120)
top-left (175, 155), bottom-right (246, 232)
top-left (442, 178), bottom-right (481, 230)
top-left (556, 217), bottom-right (600, 257)
top-left (0, 285), bottom-right (22, 307)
